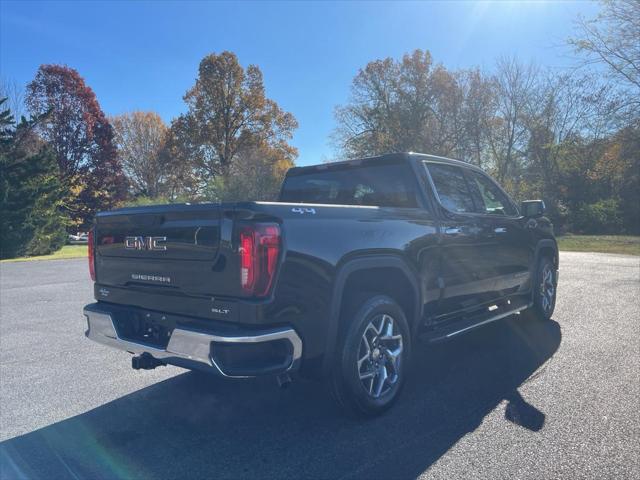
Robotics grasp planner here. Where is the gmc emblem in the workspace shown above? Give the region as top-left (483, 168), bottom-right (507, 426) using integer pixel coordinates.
top-left (124, 236), bottom-right (167, 251)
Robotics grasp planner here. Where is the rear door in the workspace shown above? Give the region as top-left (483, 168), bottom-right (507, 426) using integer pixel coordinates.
top-left (464, 169), bottom-right (532, 296)
top-left (425, 162), bottom-right (495, 318)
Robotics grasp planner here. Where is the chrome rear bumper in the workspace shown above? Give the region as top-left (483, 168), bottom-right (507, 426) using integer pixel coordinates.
top-left (84, 304), bottom-right (302, 378)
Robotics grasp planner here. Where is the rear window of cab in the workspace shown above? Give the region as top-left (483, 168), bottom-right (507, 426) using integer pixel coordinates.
top-left (280, 163), bottom-right (419, 208)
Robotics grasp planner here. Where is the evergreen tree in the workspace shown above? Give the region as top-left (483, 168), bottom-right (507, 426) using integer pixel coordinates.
top-left (0, 98), bottom-right (67, 258)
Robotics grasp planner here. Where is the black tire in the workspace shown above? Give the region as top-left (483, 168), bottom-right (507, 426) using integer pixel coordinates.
top-left (522, 256), bottom-right (557, 322)
top-left (331, 294), bottom-right (411, 417)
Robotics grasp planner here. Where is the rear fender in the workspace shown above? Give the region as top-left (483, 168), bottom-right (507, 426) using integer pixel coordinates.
top-left (321, 255), bottom-right (421, 376)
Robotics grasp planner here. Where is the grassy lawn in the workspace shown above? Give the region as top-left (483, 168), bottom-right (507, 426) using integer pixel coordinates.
top-left (557, 235), bottom-right (640, 256)
top-left (2, 235), bottom-right (638, 262)
top-left (1, 245), bottom-right (88, 263)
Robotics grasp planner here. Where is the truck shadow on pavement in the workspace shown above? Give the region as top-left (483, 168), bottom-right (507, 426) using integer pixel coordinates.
top-left (1, 316), bottom-right (560, 480)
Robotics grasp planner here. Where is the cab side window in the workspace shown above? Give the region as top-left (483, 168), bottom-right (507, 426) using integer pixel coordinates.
top-left (426, 163), bottom-right (476, 213)
top-left (468, 171), bottom-right (516, 216)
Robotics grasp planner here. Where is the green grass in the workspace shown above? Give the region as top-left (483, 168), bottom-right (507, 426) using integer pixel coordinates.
top-left (1, 245), bottom-right (88, 263)
top-left (557, 235), bottom-right (640, 256)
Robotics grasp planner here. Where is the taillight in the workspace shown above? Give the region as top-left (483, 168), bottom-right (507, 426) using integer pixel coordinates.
top-left (88, 228), bottom-right (96, 281)
top-left (239, 223), bottom-right (281, 297)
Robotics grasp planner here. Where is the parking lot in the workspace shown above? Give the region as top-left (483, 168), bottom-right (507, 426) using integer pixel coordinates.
top-left (0, 251), bottom-right (638, 479)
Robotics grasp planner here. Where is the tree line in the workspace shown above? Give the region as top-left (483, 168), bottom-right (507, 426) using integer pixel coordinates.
top-left (333, 1), bottom-right (639, 234)
top-left (0, 52), bottom-right (297, 258)
top-left (1, 0), bottom-right (637, 259)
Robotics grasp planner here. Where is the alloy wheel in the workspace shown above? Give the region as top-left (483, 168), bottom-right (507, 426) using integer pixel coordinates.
top-left (357, 314), bottom-right (403, 398)
top-left (540, 264), bottom-right (555, 314)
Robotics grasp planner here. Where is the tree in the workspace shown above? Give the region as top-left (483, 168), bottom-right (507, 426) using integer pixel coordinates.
top-left (333, 50), bottom-right (448, 158)
top-left (333, 57), bottom-right (398, 157)
top-left (169, 51), bottom-right (297, 187)
top-left (333, 42), bottom-right (638, 234)
top-left (486, 57), bottom-right (538, 185)
top-left (570, 0), bottom-right (640, 118)
top-left (26, 65), bottom-right (127, 227)
top-left (111, 111), bottom-right (169, 197)
top-left (0, 98), bottom-right (67, 258)
top-left (523, 69), bottom-right (617, 221)
top-left (0, 77), bottom-right (26, 121)
top-left (159, 118), bottom-right (204, 199)
top-left (204, 142), bottom-right (294, 202)
top-left (588, 124), bottom-right (640, 233)
top-left (333, 50), bottom-right (495, 163)
top-left (454, 69), bottom-right (496, 168)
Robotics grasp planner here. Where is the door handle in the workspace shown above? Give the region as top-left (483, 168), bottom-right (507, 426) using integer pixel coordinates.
top-left (445, 227), bottom-right (461, 235)
top-left (494, 227), bottom-right (507, 234)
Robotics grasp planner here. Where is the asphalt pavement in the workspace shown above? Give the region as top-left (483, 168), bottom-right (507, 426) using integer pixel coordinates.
top-left (0, 252), bottom-right (638, 479)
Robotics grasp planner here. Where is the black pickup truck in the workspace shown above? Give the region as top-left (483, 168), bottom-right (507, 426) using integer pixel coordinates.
top-left (84, 152), bottom-right (558, 416)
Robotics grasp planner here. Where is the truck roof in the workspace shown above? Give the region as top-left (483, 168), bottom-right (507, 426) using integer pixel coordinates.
top-left (286, 152), bottom-right (481, 176)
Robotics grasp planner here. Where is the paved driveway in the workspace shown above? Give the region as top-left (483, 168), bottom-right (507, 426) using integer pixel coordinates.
top-left (0, 252), bottom-right (638, 479)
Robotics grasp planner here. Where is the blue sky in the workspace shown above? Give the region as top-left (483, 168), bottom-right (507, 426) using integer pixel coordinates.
top-left (1, 1), bottom-right (600, 166)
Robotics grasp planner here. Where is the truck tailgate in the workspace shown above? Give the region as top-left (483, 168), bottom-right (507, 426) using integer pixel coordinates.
top-left (94, 204), bottom-right (233, 297)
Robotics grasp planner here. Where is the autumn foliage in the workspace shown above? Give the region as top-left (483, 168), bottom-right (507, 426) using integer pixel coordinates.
top-left (111, 111), bottom-right (169, 198)
top-left (26, 65), bottom-right (127, 228)
top-left (2, 1), bottom-right (638, 259)
top-left (167, 51), bottom-right (297, 198)
top-left (333, 48), bottom-right (639, 233)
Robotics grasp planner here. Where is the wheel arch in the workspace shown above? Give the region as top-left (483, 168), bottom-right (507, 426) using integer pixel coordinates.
top-left (535, 239), bottom-right (559, 269)
top-left (530, 239), bottom-right (559, 304)
top-left (321, 254), bottom-right (421, 376)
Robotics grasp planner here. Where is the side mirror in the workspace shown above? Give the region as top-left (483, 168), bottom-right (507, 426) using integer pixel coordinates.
top-left (521, 200), bottom-right (545, 218)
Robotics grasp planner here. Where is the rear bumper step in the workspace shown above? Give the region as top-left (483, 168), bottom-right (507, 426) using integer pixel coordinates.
top-left (83, 304), bottom-right (302, 378)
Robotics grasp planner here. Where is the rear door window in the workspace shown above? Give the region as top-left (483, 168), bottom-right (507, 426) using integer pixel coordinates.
top-left (425, 163), bottom-right (476, 213)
